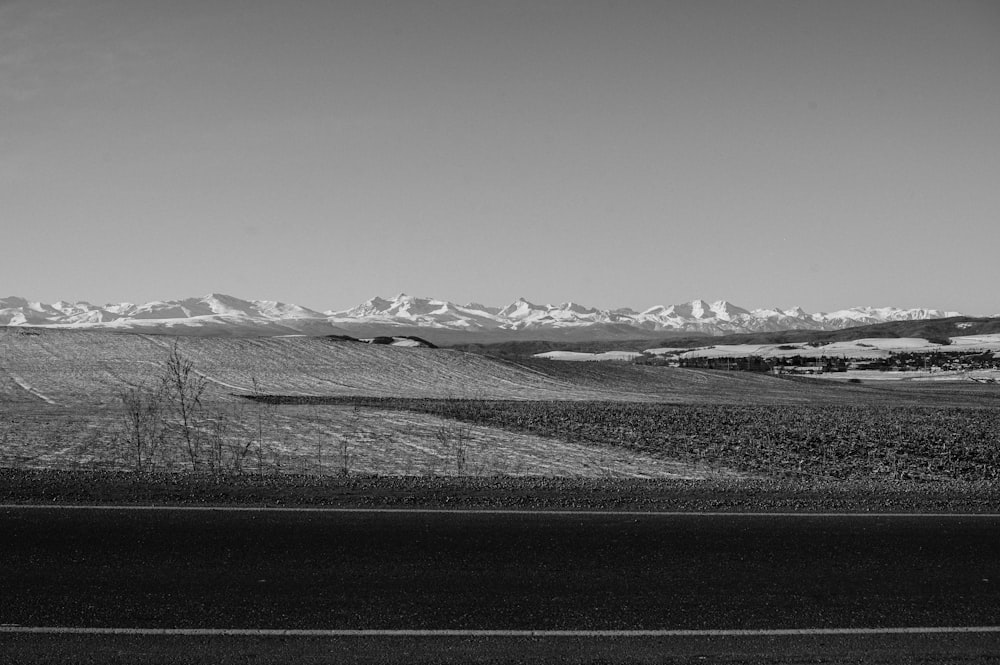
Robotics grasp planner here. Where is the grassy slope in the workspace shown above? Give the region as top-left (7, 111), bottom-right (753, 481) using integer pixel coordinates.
top-left (0, 327), bottom-right (909, 406)
top-left (0, 329), bottom-right (750, 476)
top-left (3, 328), bottom-right (997, 410)
top-left (0, 329), bottom-right (618, 405)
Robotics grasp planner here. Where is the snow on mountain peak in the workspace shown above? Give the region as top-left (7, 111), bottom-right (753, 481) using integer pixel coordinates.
top-left (463, 302), bottom-right (501, 315)
top-left (560, 302), bottom-right (598, 315)
top-left (0, 294), bottom-right (972, 337)
top-left (498, 298), bottom-right (541, 319)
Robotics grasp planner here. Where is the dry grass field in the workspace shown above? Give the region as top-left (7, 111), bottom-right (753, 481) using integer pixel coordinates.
top-left (0, 329), bottom-right (733, 478)
top-left (2, 328), bottom-right (998, 481)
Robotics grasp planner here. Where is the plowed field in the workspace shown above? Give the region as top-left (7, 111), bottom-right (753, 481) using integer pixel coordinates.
top-left (2, 328), bottom-right (998, 480)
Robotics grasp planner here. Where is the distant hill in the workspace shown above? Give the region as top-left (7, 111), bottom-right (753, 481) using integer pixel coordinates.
top-left (4, 327), bottom-right (969, 407)
top-left (448, 317), bottom-right (1000, 358)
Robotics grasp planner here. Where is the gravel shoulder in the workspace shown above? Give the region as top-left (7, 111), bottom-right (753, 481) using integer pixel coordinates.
top-left (3, 469), bottom-right (999, 513)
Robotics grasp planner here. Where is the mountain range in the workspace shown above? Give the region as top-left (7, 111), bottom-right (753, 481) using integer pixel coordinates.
top-left (0, 293), bottom-right (970, 343)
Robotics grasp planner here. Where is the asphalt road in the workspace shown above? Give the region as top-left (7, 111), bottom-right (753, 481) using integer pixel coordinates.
top-left (3, 507), bottom-right (1000, 662)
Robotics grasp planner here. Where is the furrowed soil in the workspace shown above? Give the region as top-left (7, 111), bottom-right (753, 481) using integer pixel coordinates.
top-left (2, 328), bottom-right (999, 495)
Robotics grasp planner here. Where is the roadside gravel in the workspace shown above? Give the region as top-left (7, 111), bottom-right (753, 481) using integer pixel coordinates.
top-left (2, 469), bottom-right (998, 513)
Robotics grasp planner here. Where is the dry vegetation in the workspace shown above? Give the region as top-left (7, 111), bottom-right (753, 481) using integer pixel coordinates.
top-left (0, 329), bottom-right (714, 478)
top-left (2, 328), bottom-right (999, 485)
top-left (367, 399), bottom-right (1000, 482)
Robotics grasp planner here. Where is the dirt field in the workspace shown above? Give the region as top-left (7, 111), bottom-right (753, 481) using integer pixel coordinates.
top-left (2, 328), bottom-right (998, 480)
top-left (0, 329), bottom-right (736, 477)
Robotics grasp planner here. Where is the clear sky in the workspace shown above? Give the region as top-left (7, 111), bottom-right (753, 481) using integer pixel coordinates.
top-left (2, 0), bottom-right (998, 314)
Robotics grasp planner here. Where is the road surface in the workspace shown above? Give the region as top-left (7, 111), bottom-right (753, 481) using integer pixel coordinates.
top-left (2, 506), bottom-right (999, 662)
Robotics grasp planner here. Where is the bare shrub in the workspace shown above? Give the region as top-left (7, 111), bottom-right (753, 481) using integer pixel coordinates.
top-left (203, 411), bottom-right (228, 476)
top-left (116, 384), bottom-right (166, 472)
top-left (336, 404), bottom-right (368, 477)
top-left (113, 345), bottom-right (272, 476)
top-left (201, 402), bottom-right (257, 476)
top-left (224, 402), bottom-right (257, 475)
top-left (338, 435), bottom-right (351, 476)
top-left (160, 341), bottom-right (208, 470)
top-left (435, 422), bottom-right (473, 474)
top-left (249, 377), bottom-right (269, 475)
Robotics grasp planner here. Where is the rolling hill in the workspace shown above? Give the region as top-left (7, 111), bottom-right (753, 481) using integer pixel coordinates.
top-left (450, 316), bottom-right (1000, 358)
top-left (3, 328), bottom-right (993, 409)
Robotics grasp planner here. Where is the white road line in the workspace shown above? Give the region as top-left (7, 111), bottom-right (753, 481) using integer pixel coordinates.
top-left (2, 505), bottom-right (999, 518)
top-left (2, 626), bottom-right (1000, 637)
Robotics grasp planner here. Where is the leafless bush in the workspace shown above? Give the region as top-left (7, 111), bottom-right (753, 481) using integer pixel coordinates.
top-left (337, 435), bottom-right (351, 476)
top-left (113, 341), bottom-right (220, 473)
top-left (435, 422), bottom-right (473, 474)
top-left (203, 412), bottom-right (229, 476)
top-left (226, 404), bottom-right (257, 475)
top-left (116, 384), bottom-right (166, 473)
top-left (203, 402), bottom-right (258, 476)
top-left (160, 341), bottom-right (208, 470)
top-left (249, 377), bottom-right (269, 475)
top-left (335, 404), bottom-right (368, 476)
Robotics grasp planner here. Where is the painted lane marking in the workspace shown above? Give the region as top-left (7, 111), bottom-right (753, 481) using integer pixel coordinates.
top-left (2, 626), bottom-right (1000, 637)
top-left (2, 505), bottom-right (1000, 518)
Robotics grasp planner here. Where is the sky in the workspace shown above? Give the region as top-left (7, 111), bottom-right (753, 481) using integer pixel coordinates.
top-left (2, 0), bottom-right (998, 315)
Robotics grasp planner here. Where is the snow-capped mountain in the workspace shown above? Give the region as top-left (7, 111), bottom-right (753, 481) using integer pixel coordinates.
top-left (0, 293), bottom-right (965, 341)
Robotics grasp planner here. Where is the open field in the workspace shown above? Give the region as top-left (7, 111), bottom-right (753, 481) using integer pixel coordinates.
top-left (2, 328), bottom-right (999, 483)
top-left (6, 328), bottom-right (997, 406)
top-left (0, 329), bottom-right (732, 478)
top-left (1, 329), bottom-right (646, 404)
top-left (0, 402), bottom-right (707, 479)
top-left (5, 329), bottom-right (1000, 665)
top-left (397, 399), bottom-right (1000, 482)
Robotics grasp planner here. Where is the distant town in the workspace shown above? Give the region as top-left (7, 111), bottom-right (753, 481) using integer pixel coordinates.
top-left (640, 349), bottom-right (1000, 378)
